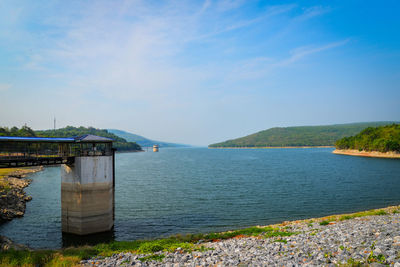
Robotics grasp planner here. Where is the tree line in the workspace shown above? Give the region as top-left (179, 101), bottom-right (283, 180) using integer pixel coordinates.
top-left (0, 125), bottom-right (142, 152)
top-left (209, 122), bottom-right (398, 148)
top-left (335, 124), bottom-right (400, 152)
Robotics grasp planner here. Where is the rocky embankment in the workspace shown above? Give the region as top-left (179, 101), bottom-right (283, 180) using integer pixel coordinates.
top-left (83, 206), bottom-right (400, 266)
top-left (0, 167), bottom-right (42, 222)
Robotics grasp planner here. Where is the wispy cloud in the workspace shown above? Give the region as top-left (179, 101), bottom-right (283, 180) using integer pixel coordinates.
top-left (0, 83), bottom-right (12, 92)
top-left (279, 39), bottom-right (350, 66)
top-left (10, 1), bottom-right (303, 102)
top-left (216, 0), bottom-right (247, 11)
top-left (221, 39), bottom-right (350, 83)
top-left (296, 6), bottom-right (330, 21)
top-left (0, 1), bottom-right (359, 144)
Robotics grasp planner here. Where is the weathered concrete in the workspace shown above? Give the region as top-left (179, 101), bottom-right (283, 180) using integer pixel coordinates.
top-left (61, 156), bottom-right (114, 235)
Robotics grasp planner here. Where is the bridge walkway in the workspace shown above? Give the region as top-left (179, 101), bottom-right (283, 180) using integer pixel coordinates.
top-left (0, 135), bottom-right (113, 168)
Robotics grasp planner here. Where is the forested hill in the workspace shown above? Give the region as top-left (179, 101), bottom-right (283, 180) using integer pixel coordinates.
top-left (209, 122), bottom-right (399, 148)
top-left (335, 124), bottom-right (400, 152)
top-left (0, 126), bottom-right (142, 152)
top-left (108, 129), bottom-right (189, 148)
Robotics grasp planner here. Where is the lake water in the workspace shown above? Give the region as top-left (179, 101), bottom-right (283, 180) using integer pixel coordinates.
top-left (1, 147), bottom-right (400, 248)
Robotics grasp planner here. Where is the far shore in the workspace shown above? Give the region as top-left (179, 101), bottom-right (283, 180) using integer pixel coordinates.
top-left (209, 146), bottom-right (334, 149)
top-left (333, 149), bottom-right (400, 159)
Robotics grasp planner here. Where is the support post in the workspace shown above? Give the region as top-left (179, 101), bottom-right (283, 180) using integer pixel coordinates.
top-left (61, 156), bottom-right (114, 235)
top-left (112, 148), bottom-right (116, 221)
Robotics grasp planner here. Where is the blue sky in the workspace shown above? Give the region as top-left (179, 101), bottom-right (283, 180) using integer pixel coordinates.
top-left (0, 0), bottom-right (399, 145)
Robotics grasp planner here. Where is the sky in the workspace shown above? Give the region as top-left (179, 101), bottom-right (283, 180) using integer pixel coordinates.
top-left (0, 0), bottom-right (399, 146)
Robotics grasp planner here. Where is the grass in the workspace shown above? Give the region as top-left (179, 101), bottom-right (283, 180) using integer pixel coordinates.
top-left (0, 168), bottom-right (17, 193)
top-left (366, 242), bottom-right (387, 264)
top-left (0, 226), bottom-right (297, 266)
top-left (338, 257), bottom-right (364, 267)
top-left (0, 180), bottom-right (12, 193)
top-left (309, 206), bottom-right (397, 227)
top-left (0, 167), bottom-right (37, 193)
top-left (0, 168), bottom-right (33, 179)
top-left (339, 210), bottom-right (387, 221)
top-left (0, 168), bottom-right (15, 179)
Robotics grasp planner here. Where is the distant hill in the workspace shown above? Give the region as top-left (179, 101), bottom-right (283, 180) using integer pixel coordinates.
top-left (335, 124), bottom-right (400, 152)
top-left (35, 126), bottom-right (142, 152)
top-left (209, 122), bottom-right (399, 148)
top-left (108, 129), bottom-right (189, 148)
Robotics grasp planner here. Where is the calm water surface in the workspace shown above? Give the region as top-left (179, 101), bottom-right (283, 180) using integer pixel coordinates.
top-left (1, 147), bottom-right (400, 248)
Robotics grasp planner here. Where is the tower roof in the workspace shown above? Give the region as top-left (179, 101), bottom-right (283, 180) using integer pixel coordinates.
top-left (74, 134), bottom-right (113, 142)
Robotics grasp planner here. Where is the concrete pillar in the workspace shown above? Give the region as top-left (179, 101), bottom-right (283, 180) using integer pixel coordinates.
top-left (61, 156), bottom-right (114, 235)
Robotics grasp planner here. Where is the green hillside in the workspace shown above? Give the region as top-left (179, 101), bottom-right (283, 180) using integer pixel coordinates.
top-left (108, 129), bottom-right (189, 148)
top-left (209, 122), bottom-right (399, 148)
top-left (335, 124), bottom-right (400, 152)
top-left (0, 126), bottom-right (142, 152)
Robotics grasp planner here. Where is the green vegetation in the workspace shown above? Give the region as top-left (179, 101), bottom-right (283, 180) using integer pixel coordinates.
top-left (0, 126), bottom-right (142, 152)
top-left (0, 226), bottom-right (297, 266)
top-left (209, 122), bottom-right (398, 148)
top-left (367, 242), bottom-right (387, 264)
top-left (0, 169), bottom-right (16, 179)
top-left (138, 254), bottom-right (165, 262)
top-left (0, 126), bottom-right (36, 137)
top-left (335, 124), bottom-right (400, 153)
top-left (339, 257), bottom-right (364, 267)
top-left (0, 180), bottom-right (11, 193)
top-left (309, 209), bottom-right (393, 229)
top-left (339, 210), bottom-right (387, 221)
top-left (309, 207), bottom-right (396, 227)
top-left (0, 168), bottom-right (27, 193)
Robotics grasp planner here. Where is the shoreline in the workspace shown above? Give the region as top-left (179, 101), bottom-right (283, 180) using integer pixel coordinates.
top-left (84, 204), bottom-right (400, 266)
top-left (333, 149), bottom-right (400, 159)
top-left (88, 205), bottom-right (400, 266)
top-left (0, 166), bottom-right (43, 223)
top-left (2, 204), bottom-right (400, 266)
top-left (209, 146), bottom-right (334, 149)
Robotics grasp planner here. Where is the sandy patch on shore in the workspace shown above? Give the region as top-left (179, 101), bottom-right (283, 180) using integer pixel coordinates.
top-left (333, 149), bottom-right (400, 159)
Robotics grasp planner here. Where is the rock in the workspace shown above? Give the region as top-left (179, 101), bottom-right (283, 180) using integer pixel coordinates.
top-left (82, 211), bottom-right (400, 266)
top-left (0, 235), bottom-right (29, 251)
top-left (0, 174), bottom-right (35, 222)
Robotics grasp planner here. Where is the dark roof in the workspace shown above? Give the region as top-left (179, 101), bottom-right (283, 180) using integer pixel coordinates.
top-left (0, 135), bottom-right (113, 143)
top-left (74, 134), bottom-right (113, 142)
top-left (0, 136), bottom-right (74, 143)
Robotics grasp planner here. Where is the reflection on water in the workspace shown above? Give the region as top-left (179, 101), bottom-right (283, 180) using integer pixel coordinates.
top-left (62, 230), bottom-right (115, 248)
top-left (0, 147), bottom-right (399, 248)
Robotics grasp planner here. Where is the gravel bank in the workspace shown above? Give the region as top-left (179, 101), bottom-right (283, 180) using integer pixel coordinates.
top-left (83, 208), bottom-right (400, 266)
